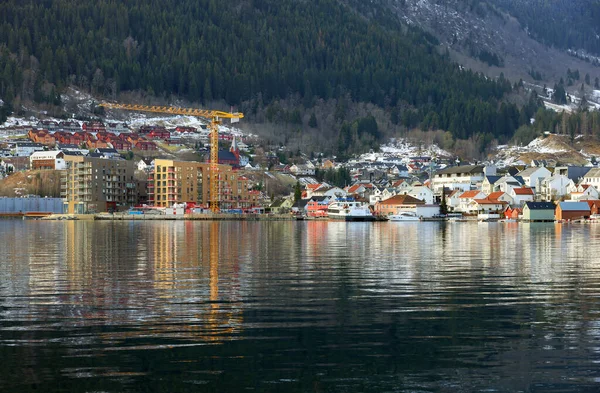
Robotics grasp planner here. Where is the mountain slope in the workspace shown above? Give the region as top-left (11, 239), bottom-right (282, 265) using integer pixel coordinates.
top-left (0, 0), bottom-right (537, 154)
top-left (490, 0), bottom-right (600, 57)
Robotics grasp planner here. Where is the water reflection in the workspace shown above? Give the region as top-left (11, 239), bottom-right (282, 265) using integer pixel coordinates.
top-left (1, 221), bottom-right (600, 391)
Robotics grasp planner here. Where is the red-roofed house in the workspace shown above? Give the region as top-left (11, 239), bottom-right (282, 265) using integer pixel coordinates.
top-left (457, 190), bottom-right (486, 212)
top-left (305, 183), bottom-right (324, 199)
top-left (346, 183), bottom-right (366, 197)
top-left (508, 187), bottom-right (535, 206)
top-left (374, 194), bottom-right (425, 216)
top-left (487, 191), bottom-right (514, 206)
top-left (391, 179), bottom-right (411, 193)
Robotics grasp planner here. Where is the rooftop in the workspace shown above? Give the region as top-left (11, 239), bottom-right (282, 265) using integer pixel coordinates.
top-left (435, 165), bottom-right (484, 176)
top-left (525, 202), bottom-right (555, 210)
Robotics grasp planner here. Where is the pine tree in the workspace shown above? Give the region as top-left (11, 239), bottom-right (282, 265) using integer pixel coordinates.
top-left (308, 113), bottom-right (317, 128)
top-left (294, 181), bottom-right (302, 203)
top-left (440, 187), bottom-right (448, 215)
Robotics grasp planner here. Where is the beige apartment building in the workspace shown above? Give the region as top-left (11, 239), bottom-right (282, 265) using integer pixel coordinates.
top-left (61, 155), bottom-right (138, 213)
top-left (148, 159), bottom-right (255, 209)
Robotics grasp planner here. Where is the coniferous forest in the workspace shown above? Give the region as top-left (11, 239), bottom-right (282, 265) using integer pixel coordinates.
top-left (489, 0), bottom-right (600, 57)
top-left (0, 0), bottom-right (542, 152)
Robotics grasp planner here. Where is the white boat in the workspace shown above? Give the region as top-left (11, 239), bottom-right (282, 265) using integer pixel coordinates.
top-left (327, 201), bottom-right (375, 221)
top-left (388, 212), bottom-right (420, 221)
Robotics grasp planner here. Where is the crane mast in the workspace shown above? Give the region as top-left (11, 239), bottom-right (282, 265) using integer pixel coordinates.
top-left (98, 103), bottom-right (243, 212)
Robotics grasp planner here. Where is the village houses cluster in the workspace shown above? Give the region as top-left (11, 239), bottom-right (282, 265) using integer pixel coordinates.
top-left (279, 156), bottom-right (600, 222)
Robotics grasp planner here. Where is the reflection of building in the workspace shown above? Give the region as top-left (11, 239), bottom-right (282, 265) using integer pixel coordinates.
top-left (61, 155), bottom-right (138, 213)
top-left (148, 159), bottom-right (255, 209)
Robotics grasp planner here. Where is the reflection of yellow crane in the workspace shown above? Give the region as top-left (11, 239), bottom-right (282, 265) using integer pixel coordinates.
top-left (99, 103), bottom-right (244, 212)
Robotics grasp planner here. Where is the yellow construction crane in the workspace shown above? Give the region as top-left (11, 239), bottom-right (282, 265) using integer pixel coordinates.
top-left (99, 103), bottom-right (244, 212)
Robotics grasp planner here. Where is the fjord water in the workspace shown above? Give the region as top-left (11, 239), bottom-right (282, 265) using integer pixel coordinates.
top-left (1, 220), bottom-right (600, 392)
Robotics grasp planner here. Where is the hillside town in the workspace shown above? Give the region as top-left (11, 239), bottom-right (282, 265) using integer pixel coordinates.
top-left (0, 118), bottom-right (600, 222)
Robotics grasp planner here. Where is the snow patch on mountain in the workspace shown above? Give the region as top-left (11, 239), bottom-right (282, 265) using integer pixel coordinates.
top-left (355, 138), bottom-right (452, 164)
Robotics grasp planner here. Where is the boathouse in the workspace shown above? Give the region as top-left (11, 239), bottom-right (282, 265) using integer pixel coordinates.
top-left (556, 202), bottom-right (591, 221)
top-left (522, 202), bottom-right (555, 222)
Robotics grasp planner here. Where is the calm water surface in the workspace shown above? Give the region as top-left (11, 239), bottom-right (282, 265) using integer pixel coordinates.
top-left (1, 220), bottom-right (600, 392)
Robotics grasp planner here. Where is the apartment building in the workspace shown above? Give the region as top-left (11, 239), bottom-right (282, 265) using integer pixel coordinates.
top-left (61, 156), bottom-right (138, 214)
top-left (148, 159), bottom-right (254, 209)
top-left (431, 165), bottom-right (494, 194)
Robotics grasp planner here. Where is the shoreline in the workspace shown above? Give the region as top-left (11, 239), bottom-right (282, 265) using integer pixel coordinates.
top-left (4, 213), bottom-right (598, 223)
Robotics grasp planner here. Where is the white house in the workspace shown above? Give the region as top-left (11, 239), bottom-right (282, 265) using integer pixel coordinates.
top-left (290, 164), bottom-right (315, 176)
top-left (568, 184), bottom-right (599, 201)
top-left (15, 142), bottom-right (45, 157)
top-left (106, 123), bottom-right (129, 133)
top-left (516, 166), bottom-right (552, 189)
top-left (407, 186), bottom-right (435, 205)
top-left (537, 174), bottom-right (575, 202)
top-left (137, 158), bottom-right (154, 172)
top-left (482, 175), bottom-right (502, 195)
top-left (507, 187), bottom-right (535, 206)
top-left (390, 179), bottom-right (411, 193)
top-left (313, 186), bottom-right (347, 199)
top-left (467, 199), bottom-right (507, 214)
top-left (580, 168), bottom-right (600, 190)
top-left (29, 151), bottom-right (66, 170)
top-left (381, 187), bottom-right (397, 201)
top-left (391, 165), bottom-right (409, 178)
top-left (494, 176), bottom-right (525, 194)
top-left (371, 187), bottom-right (398, 204)
top-left (369, 186), bottom-right (385, 204)
top-left (446, 189), bottom-right (462, 212)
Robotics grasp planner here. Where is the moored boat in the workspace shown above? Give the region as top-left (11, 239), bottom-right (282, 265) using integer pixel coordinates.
top-left (327, 200), bottom-right (375, 221)
top-left (388, 212), bottom-right (420, 221)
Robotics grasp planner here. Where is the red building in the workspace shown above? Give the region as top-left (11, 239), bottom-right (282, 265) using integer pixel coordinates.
top-left (135, 141), bottom-right (158, 151)
top-left (82, 121), bottom-right (106, 133)
top-left (111, 140), bottom-right (132, 151)
top-left (147, 130), bottom-right (171, 139)
top-left (28, 129), bottom-right (56, 146)
top-left (306, 200), bottom-right (329, 217)
top-left (54, 131), bottom-right (85, 145)
top-left (139, 125), bottom-right (166, 134)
